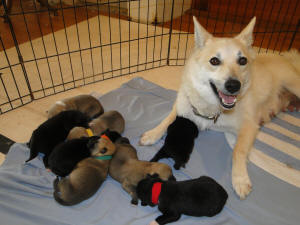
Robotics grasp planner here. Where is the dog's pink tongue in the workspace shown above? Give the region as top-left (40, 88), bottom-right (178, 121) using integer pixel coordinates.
top-left (218, 91), bottom-right (236, 104)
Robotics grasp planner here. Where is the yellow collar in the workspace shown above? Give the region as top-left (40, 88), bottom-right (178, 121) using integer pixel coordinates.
top-left (86, 128), bottom-right (93, 137)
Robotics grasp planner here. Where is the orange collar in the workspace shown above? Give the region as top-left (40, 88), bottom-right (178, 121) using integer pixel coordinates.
top-left (151, 182), bottom-right (162, 205)
top-left (101, 134), bottom-right (111, 141)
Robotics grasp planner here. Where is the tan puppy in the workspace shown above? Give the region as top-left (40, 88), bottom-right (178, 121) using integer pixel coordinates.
top-left (47, 94), bottom-right (104, 119)
top-left (53, 135), bottom-right (116, 206)
top-left (67, 111), bottom-right (125, 140)
top-left (140, 17), bottom-right (300, 199)
top-left (108, 138), bottom-right (174, 205)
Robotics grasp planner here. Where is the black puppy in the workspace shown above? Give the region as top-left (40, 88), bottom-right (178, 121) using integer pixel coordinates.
top-left (48, 136), bottom-right (100, 177)
top-left (48, 130), bottom-right (122, 177)
top-left (26, 110), bottom-right (90, 167)
top-left (150, 116), bottom-right (199, 169)
top-left (136, 174), bottom-right (228, 225)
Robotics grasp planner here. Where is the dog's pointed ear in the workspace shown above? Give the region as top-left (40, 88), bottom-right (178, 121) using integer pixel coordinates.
top-left (235, 17), bottom-right (256, 47)
top-left (193, 16), bottom-right (212, 49)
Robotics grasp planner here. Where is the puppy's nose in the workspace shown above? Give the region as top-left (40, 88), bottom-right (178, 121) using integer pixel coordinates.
top-left (225, 79), bottom-right (241, 94)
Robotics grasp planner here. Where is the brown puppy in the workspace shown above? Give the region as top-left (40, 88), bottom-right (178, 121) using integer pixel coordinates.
top-left (67, 110), bottom-right (125, 140)
top-left (108, 138), bottom-right (175, 205)
top-left (53, 135), bottom-right (116, 206)
top-left (47, 94), bottom-right (104, 119)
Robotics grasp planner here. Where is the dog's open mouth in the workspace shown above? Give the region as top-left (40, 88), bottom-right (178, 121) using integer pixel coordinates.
top-left (210, 82), bottom-right (237, 109)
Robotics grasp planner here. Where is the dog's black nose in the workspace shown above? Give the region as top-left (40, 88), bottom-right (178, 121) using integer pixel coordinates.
top-left (225, 79), bottom-right (241, 94)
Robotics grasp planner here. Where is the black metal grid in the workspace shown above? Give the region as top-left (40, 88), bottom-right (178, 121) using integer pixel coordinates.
top-left (0, 0), bottom-right (299, 114)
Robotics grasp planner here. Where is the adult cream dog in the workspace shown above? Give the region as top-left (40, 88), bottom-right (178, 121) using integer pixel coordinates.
top-left (140, 17), bottom-right (300, 199)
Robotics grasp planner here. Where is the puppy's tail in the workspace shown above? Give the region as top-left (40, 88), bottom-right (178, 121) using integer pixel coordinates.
top-left (150, 147), bottom-right (168, 162)
top-left (25, 135), bottom-right (38, 163)
top-left (282, 49), bottom-right (300, 74)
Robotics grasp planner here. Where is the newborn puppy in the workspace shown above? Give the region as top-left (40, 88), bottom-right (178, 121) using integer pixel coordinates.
top-left (137, 174), bottom-right (228, 225)
top-left (53, 135), bottom-right (116, 206)
top-left (48, 136), bottom-right (100, 177)
top-left (47, 94), bottom-right (104, 119)
top-left (150, 116), bottom-right (199, 170)
top-left (67, 111), bottom-right (125, 140)
top-left (49, 130), bottom-right (122, 177)
top-left (109, 138), bottom-right (175, 205)
top-left (26, 110), bottom-right (90, 167)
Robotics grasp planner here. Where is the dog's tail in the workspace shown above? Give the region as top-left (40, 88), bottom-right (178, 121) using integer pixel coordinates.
top-left (282, 49), bottom-right (300, 74)
top-left (25, 135), bottom-right (38, 163)
top-left (150, 147), bottom-right (168, 162)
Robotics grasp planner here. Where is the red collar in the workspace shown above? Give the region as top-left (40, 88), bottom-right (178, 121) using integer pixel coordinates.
top-left (151, 182), bottom-right (162, 205)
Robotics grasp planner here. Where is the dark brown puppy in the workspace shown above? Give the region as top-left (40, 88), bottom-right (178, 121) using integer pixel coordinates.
top-left (53, 136), bottom-right (116, 206)
top-left (26, 110), bottom-right (90, 167)
top-left (47, 94), bottom-right (104, 119)
top-left (67, 111), bottom-right (125, 140)
top-left (137, 174), bottom-right (228, 225)
top-left (108, 138), bottom-right (175, 205)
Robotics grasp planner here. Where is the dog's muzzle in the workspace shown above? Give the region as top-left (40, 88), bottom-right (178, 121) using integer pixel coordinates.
top-left (210, 79), bottom-right (241, 109)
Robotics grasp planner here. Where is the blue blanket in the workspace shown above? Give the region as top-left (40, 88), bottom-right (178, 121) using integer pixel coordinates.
top-left (0, 77), bottom-right (299, 225)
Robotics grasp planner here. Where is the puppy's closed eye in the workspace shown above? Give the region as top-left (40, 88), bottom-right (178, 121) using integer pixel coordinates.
top-left (100, 148), bottom-right (107, 154)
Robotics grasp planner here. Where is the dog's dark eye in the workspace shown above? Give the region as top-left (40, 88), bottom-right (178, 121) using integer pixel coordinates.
top-left (238, 57), bottom-right (247, 65)
top-left (209, 57), bottom-right (221, 66)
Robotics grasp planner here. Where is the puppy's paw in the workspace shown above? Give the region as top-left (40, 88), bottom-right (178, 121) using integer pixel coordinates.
top-left (232, 173), bottom-right (252, 199)
top-left (141, 201), bottom-right (147, 206)
top-left (173, 163), bottom-right (181, 170)
top-left (139, 129), bottom-right (162, 146)
top-left (131, 198), bottom-right (138, 205)
top-left (149, 220), bottom-right (159, 225)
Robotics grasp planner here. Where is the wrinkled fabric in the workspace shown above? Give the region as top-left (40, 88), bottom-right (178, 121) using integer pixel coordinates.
top-left (0, 77), bottom-right (299, 225)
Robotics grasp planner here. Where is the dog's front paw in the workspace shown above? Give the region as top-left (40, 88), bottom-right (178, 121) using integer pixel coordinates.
top-left (141, 201), bottom-right (147, 206)
top-left (232, 173), bottom-right (252, 199)
top-left (131, 198), bottom-right (138, 205)
top-left (149, 220), bottom-right (159, 225)
top-left (139, 129), bottom-right (162, 146)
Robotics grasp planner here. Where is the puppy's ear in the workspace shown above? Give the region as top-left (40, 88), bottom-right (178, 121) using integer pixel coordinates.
top-left (193, 16), bottom-right (212, 49)
top-left (153, 173), bottom-right (159, 178)
top-left (235, 17), bottom-right (256, 47)
top-left (150, 173), bottom-right (159, 178)
top-left (87, 136), bottom-right (100, 149)
top-left (101, 128), bottom-right (110, 136)
top-left (118, 137), bottom-right (130, 144)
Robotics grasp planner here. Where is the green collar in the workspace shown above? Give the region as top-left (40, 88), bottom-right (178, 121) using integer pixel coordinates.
top-left (93, 155), bottom-right (113, 160)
